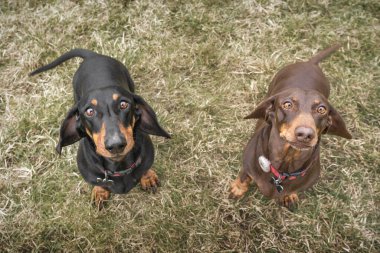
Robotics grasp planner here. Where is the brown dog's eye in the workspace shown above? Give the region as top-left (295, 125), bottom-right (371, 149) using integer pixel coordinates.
top-left (120, 101), bottom-right (129, 110)
top-left (85, 108), bottom-right (95, 117)
top-left (282, 101), bottom-right (293, 110)
top-left (317, 105), bottom-right (327, 115)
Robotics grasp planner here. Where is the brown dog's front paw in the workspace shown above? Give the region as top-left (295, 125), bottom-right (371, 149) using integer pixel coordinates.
top-left (282, 193), bottom-right (299, 211)
top-left (140, 169), bottom-right (160, 193)
top-left (229, 177), bottom-right (251, 199)
top-left (91, 186), bottom-right (111, 210)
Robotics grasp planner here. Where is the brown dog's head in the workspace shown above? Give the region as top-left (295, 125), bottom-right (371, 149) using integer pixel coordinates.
top-left (245, 88), bottom-right (351, 150)
top-left (56, 87), bottom-right (170, 161)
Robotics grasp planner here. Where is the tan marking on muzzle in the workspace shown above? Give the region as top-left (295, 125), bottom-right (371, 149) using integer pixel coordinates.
top-left (85, 127), bottom-right (92, 138)
top-left (90, 119), bottom-right (136, 160)
top-left (92, 123), bottom-right (113, 158)
top-left (279, 113), bottom-right (318, 146)
top-left (91, 99), bottom-right (98, 106)
top-left (118, 121), bottom-right (135, 156)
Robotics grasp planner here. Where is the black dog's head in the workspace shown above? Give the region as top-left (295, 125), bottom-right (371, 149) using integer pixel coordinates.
top-left (245, 88), bottom-right (351, 150)
top-left (56, 87), bottom-right (170, 161)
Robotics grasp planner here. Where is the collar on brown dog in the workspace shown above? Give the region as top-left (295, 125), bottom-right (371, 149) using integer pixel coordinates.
top-left (258, 155), bottom-right (315, 193)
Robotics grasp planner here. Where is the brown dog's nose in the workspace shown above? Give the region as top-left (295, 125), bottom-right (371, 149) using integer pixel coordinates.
top-left (295, 126), bottom-right (315, 143)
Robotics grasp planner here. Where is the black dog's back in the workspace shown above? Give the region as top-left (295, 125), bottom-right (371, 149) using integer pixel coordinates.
top-left (73, 53), bottom-right (135, 99)
top-left (30, 49), bottom-right (135, 101)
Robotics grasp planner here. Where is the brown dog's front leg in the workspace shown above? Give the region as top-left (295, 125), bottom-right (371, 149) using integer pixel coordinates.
top-left (140, 169), bottom-right (160, 193)
top-left (281, 193), bottom-right (299, 211)
top-left (229, 171), bottom-right (252, 199)
top-left (91, 186), bottom-right (111, 210)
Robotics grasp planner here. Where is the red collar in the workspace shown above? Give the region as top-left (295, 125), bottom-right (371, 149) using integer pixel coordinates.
top-left (259, 155), bottom-right (315, 193)
top-left (96, 156), bottom-right (142, 186)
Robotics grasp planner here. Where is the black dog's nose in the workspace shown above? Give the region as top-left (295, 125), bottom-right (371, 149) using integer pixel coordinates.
top-left (295, 126), bottom-right (315, 143)
top-left (105, 138), bottom-right (127, 154)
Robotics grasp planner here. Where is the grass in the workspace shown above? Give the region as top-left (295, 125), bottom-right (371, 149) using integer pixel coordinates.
top-left (0, 0), bottom-right (379, 252)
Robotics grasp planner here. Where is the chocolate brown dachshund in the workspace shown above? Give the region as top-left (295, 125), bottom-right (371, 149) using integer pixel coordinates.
top-left (230, 45), bottom-right (351, 209)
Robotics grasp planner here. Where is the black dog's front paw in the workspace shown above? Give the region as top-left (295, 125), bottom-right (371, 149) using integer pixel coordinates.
top-left (140, 169), bottom-right (160, 193)
top-left (91, 186), bottom-right (111, 210)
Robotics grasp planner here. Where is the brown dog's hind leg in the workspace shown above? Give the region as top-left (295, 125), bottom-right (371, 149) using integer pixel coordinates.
top-left (229, 172), bottom-right (252, 199)
top-left (282, 193), bottom-right (299, 211)
top-left (91, 186), bottom-right (111, 210)
top-left (140, 169), bottom-right (160, 193)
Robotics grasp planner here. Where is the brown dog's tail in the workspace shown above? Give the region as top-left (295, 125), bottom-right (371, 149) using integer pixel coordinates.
top-left (29, 49), bottom-right (96, 76)
top-left (308, 44), bottom-right (341, 64)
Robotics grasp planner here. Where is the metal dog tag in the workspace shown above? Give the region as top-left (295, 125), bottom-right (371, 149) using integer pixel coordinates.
top-left (96, 177), bottom-right (114, 186)
top-left (104, 179), bottom-right (114, 186)
top-left (271, 176), bottom-right (284, 193)
top-left (275, 184), bottom-right (284, 193)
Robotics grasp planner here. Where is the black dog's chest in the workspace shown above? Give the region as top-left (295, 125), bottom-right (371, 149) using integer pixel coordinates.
top-left (76, 138), bottom-right (151, 194)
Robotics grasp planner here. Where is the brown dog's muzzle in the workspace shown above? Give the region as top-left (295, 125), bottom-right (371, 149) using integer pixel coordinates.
top-left (280, 113), bottom-right (318, 150)
top-left (295, 126), bottom-right (316, 143)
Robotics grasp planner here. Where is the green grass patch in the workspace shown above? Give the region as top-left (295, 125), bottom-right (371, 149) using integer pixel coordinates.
top-left (0, 0), bottom-right (378, 252)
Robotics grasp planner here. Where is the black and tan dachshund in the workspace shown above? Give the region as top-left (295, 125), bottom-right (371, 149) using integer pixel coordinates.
top-left (30, 49), bottom-right (170, 209)
top-left (230, 45), bottom-right (351, 209)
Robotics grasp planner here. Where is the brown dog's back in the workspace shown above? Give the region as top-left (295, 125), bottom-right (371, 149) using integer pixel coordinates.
top-left (268, 45), bottom-right (341, 98)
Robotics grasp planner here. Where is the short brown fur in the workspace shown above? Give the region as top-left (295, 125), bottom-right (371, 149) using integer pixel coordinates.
top-left (279, 113), bottom-right (318, 147)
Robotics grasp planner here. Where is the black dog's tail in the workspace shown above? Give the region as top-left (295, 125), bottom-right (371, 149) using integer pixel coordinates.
top-left (308, 44), bottom-right (341, 65)
top-left (29, 49), bottom-right (96, 76)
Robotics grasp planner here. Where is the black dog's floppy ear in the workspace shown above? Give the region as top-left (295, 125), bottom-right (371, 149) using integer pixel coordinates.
top-left (244, 95), bottom-right (276, 120)
top-left (56, 103), bottom-right (84, 154)
top-left (324, 105), bottom-right (352, 139)
top-left (133, 95), bottom-right (171, 138)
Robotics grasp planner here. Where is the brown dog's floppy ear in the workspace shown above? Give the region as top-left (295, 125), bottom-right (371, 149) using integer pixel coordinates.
top-left (133, 95), bottom-right (171, 138)
top-left (56, 104), bottom-right (84, 154)
top-left (324, 105), bottom-right (352, 139)
top-left (244, 95), bottom-right (276, 120)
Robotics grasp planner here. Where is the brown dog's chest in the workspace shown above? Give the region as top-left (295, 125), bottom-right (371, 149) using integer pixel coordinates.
top-left (252, 160), bottom-right (321, 199)
top-left (244, 124), bottom-right (321, 199)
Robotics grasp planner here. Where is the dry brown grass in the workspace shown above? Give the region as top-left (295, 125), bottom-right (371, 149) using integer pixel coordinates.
top-left (0, 0), bottom-right (379, 252)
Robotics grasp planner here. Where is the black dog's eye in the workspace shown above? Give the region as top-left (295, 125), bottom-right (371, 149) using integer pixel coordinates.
top-left (85, 108), bottom-right (95, 117)
top-left (282, 101), bottom-right (293, 110)
top-left (120, 101), bottom-right (129, 110)
top-left (317, 105), bottom-right (327, 115)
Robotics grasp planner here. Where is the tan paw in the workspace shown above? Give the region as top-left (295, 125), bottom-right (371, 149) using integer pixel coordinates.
top-left (282, 193), bottom-right (299, 210)
top-left (91, 186), bottom-right (111, 210)
top-left (140, 169), bottom-right (160, 193)
top-left (229, 177), bottom-right (251, 199)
